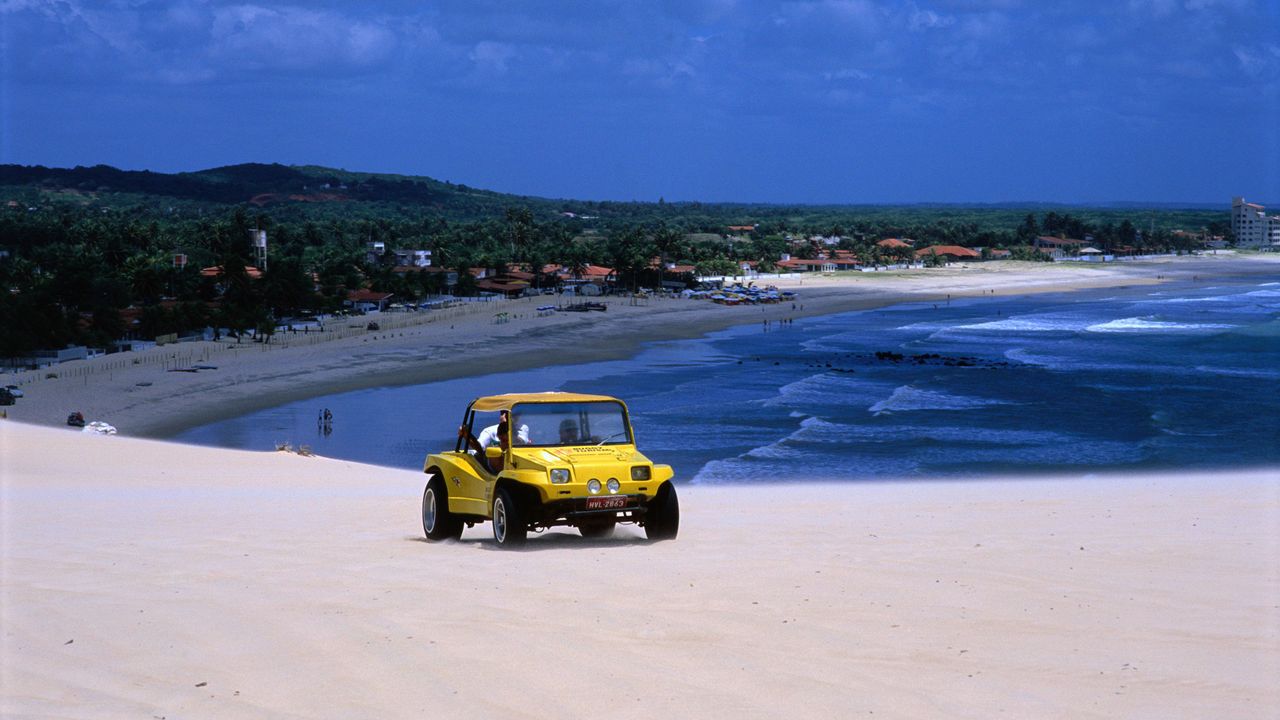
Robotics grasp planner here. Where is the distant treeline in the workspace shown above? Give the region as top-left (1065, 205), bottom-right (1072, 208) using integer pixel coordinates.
top-left (0, 163), bottom-right (1232, 359)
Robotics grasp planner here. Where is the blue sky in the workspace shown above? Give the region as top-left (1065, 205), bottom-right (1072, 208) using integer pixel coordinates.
top-left (2, 0), bottom-right (1277, 203)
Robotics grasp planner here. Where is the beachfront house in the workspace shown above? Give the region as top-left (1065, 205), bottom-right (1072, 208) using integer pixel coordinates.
top-left (474, 280), bottom-right (527, 298)
top-left (346, 289), bottom-right (393, 312)
top-left (1074, 247), bottom-right (1113, 263)
top-left (1033, 236), bottom-right (1088, 259)
top-left (914, 245), bottom-right (981, 263)
top-left (876, 238), bottom-right (913, 250)
top-left (776, 256), bottom-right (859, 273)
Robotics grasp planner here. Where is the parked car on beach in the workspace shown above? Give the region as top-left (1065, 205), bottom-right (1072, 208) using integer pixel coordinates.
top-left (4, 385), bottom-right (23, 398)
top-left (421, 392), bottom-right (679, 547)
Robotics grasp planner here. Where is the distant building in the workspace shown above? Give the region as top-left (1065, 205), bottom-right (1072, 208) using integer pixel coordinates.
top-left (1033, 236), bottom-right (1087, 259)
top-left (1231, 197), bottom-right (1280, 247)
top-left (367, 242), bottom-right (431, 267)
top-left (915, 245), bottom-right (981, 261)
top-left (346, 289), bottom-right (393, 312)
top-left (391, 248), bottom-right (431, 267)
top-left (876, 238), bottom-right (913, 249)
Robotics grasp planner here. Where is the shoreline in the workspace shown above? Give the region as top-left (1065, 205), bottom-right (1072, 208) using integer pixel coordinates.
top-left (3, 254), bottom-right (1276, 438)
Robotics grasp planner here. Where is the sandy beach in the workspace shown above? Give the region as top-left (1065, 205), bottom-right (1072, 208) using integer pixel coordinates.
top-left (1, 421), bottom-right (1277, 719)
top-left (3, 254), bottom-right (1274, 438)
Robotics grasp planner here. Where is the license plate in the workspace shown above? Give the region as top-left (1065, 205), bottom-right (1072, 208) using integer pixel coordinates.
top-left (586, 496), bottom-right (627, 510)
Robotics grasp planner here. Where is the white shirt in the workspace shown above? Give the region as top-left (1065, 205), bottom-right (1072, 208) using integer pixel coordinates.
top-left (476, 422), bottom-right (530, 450)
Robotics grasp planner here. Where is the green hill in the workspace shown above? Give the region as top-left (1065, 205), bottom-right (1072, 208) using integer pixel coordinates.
top-left (0, 162), bottom-right (1226, 234)
top-left (0, 162), bottom-right (555, 216)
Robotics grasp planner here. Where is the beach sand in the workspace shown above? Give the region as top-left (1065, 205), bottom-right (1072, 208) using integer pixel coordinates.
top-left (4, 254), bottom-right (1275, 438)
top-left (2, 421), bottom-right (1277, 719)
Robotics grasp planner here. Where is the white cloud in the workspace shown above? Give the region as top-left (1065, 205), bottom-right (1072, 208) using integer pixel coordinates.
top-left (1233, 44), bottom-right (1280, 76)
top-left (908, 7), bottom-right (955, 31)
top-left (207, 5), bottom-right (398, 72)
top-left (469, 41), bottom-right (517, 75)
top-left (824, 67), bottom-right (871, 81)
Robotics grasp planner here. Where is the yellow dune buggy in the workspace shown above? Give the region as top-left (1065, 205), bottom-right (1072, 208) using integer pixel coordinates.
top-left (421, 392), bottom-right (679, 547)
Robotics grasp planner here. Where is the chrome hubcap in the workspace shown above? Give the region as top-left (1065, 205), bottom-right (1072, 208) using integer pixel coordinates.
top-left (493, 497), bottom-right (507, 542)
top-left (424, 487), bottom-right (437, 532)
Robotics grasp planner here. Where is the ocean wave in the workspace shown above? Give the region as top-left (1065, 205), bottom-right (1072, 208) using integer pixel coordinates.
top-left (689, 422), bottom-right (1137, 483)
top-left (951, 314), bottom-right (1091, 333)
top-left (792, 418), bottom-right (1063, 446)
top-left (1004, 347), bottom-right (1060, 367)
top-left (1193, 365), bottom-right (1280, 380)
top-left (763, 372), bottom-right (884, 409)
top-left (690, 454), bottom-right (917, 483)
top-left (799, 335), bottom-right (857, 353)
top-left (1154, 288), bottom-right (1280, 306)
top-left (893, 320), bottom-right (958, 332)
top-left (868, 384), bottom-right (1013, 415)
top-left (1085, 317), bottom-right (1235, 333)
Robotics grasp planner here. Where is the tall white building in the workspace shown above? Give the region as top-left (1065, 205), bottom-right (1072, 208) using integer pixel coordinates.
top-left (1231, 197), bottom-right (1280, 247)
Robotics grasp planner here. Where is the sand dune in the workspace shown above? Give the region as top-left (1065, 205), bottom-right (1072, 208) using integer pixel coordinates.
top-left (2, 421), bottom-right (1276, 719)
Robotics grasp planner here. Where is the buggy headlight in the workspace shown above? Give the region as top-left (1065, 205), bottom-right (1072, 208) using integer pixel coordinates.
top-left (607, 478), bottom-right (620, 494)
top-left (549, 468), bottom-right (570, 484)
top-left (630, 465), bottom-right (651, 481)
top-left (587, 479), bottom-right (601, 494)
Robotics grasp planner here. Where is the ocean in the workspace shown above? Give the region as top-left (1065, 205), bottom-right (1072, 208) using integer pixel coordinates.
top-left (176, 275), bottom-right (1280, 482)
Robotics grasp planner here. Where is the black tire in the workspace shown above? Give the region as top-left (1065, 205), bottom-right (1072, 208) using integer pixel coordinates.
top-left (492, 486), bottom-right (527, 547)
top-left (422, 474), bottom-right (462, 541)
top-left (645, 482), bottom-right (680, 541)
top-left (578, 519), bottom-right (617, 539)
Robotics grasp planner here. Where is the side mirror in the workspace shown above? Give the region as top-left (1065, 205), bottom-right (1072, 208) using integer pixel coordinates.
top-left (485, 446), bottom-right (503, 460)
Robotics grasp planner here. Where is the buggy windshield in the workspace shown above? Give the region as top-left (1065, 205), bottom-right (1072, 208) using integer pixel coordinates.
top-left (511, 401), bottom-right (632, 447)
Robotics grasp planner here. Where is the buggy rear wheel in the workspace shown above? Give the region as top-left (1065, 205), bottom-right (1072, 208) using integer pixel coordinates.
top-left (422, 474), bottom-right (462, 541)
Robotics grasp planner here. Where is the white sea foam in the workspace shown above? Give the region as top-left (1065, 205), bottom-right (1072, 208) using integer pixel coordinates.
top-left (790, 418), bottom-right (1063, 446)
top-left (1003, 347), bottom-right (1059, 366)
top-left (1086, 317), bottom-right (1235, 333)
top-left (764, 372), bottom-right (882, 408)
top-left (868, 385), bottom-right (1013, 415)
top-left (1152, 288), bottom-right (1280, 305)
top-left (799, 329), bottom-right (876, 353)
top-left (688, 420), bottom-right (1114, 483)
top-left (1194, 365), bottom-right (1280, 380)
top-left (894, 320), bottom-right (957, 332)
top-left (741, 443), bottom-right (805, 460)
top-left (953, 315), bottom-right (1090, 333)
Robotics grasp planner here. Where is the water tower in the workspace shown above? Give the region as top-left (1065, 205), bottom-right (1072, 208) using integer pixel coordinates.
top-left (249, 229), bottom-right (267, 271)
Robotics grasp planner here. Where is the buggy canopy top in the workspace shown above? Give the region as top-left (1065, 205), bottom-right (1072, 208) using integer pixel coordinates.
top-left (470, 392), bottom-right (621, 412)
